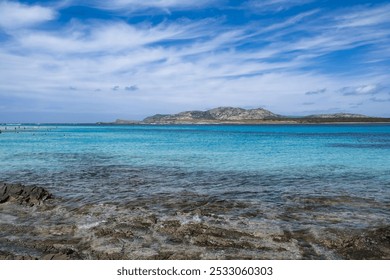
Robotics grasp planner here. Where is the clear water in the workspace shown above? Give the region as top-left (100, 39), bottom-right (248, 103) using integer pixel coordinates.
top-left (1, 124), bottom-right (390, 207)
top-left (0, 124), bottom-right (389, 259)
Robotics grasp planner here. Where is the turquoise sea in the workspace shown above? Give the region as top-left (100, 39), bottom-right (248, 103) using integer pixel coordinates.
top-left (0, 124), bottom-right (389, 259)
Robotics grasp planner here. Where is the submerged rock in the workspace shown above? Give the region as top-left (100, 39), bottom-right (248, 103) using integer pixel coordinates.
top-left (0, 186), bottom-right (388, 260)
top-left (0, 182), bottom-right (52, 206)
top-left (325, 226), bottom-right (390, 259)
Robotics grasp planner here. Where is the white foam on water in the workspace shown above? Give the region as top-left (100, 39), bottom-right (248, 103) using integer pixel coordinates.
top-left (77, 221), bottom-right (102, 230)
top-left (192, 214), bottom-right (202, 223)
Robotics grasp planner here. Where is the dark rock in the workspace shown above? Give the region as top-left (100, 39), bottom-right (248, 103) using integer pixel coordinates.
top-left (0, 193), bottom-right (9, 203)
top-left (42, 253), bottom-right (71, 260)
top-left (0, 182), bottom-right (52, 206)
top-left (325, 226), bottom-right (390, 259)
top-left (0, 251), bottom-right (38, 260)
top-left (274, 226), bottom-right (390, 260)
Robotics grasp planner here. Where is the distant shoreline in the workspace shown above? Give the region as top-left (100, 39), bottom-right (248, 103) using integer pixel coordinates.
top-left (2, 121), bottom-right (390, 128)
top-left (2, 107), bottom-right (390, 126)
top-left (97, 106), bottom-right (390, 125)
top-left (96, 118), bottom-right (390, 125)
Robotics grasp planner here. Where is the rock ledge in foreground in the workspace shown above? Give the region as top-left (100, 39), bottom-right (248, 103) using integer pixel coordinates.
top-left (0, 182), bottom-right (52, 206)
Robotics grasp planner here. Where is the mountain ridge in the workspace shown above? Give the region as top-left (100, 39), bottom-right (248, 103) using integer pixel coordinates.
top-left (143, 107), bottom-right (282, 123)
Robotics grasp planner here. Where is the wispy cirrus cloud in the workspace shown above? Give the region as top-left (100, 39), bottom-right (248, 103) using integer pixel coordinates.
top-left (10, 17), bottom-right (222, 57)
top-left (245, 0), bottom-right (313, 13)
top-left (335, 3), bottom-right (390, 28)
top-left (62, 0), bottom-right (222, 13)
top-left (1, 0), bottom-right (390, 122)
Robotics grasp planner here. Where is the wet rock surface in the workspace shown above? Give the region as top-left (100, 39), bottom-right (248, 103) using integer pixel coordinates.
top-left (0, 182), bottom-right (52, 206)
top-left (0, 183), bottom-right (389, 260)
top-left (325, 226), bottom-right (390, 259)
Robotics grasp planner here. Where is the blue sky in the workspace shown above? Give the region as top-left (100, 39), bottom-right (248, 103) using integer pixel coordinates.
top-left (0, 0), bottom-right (389, 122)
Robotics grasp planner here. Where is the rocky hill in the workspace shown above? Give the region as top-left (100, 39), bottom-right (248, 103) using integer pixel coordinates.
top-left (143, 107), bottom-right (282, 123)
top-left (98, 107), bottom-right (389, 124)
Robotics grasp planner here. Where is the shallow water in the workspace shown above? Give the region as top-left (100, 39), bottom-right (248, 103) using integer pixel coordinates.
top-left (0, 124), bottom-right (389, 259)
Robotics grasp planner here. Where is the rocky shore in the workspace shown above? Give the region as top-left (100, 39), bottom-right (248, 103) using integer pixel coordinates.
top-left (0, 182), bottom-right (389, 260)
top-left (0, 182), bottom-right (52, 206)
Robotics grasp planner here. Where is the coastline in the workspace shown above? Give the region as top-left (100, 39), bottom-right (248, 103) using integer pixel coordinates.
top-left (1, 182), bottom-right (389, 260)
top-left (97, 118), bottom-right (390, 125)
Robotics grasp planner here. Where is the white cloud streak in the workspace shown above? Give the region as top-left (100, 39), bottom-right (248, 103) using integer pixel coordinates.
top-left (335, 3), bottom-right (390, 28)
top-left (1, 1), bottom-right (390, 120)
top-left (245, 0), bottom-right (313, 13)
top-left (16, 19), bottom-right (215, 54)
top-left (63, 0), bottom-right (221, 13)
top-left (0, 1), bottom-right (56, 30)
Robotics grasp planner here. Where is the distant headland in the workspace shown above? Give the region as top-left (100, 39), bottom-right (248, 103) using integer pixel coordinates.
top-left (98, 107), bottom-right (390, 125)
